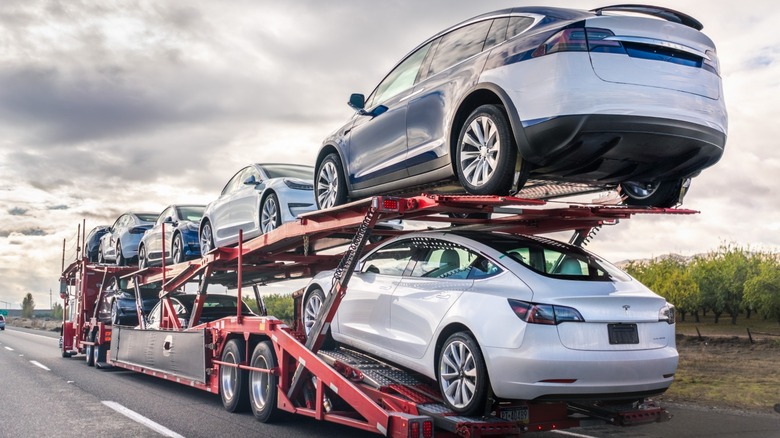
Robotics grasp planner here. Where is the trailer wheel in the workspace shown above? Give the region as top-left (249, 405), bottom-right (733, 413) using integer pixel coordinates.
top-left (93, 339), bottom-right (107, 365)
top-left (220, 339), bottom-right (250, 412)
top-left (249, 341), bottom-right (280, 423)
top-left (85, 333), bottom-right (95, 367)
top-left (437, 332), bottom-right (489, 416)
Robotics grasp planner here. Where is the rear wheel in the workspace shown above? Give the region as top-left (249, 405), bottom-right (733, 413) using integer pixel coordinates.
top-left (315, 153), bottom-right (348, 210)
top-left (93, 339), bottom-right (107, 365)
top-left (620, 179), bottom-right (686, 208)
top-left (200, 221), bottom-right (215, 254)
top-left (260, 193), bottom-right (282, 233)
top-left (85, 333), bottom-right (95, 367)
top-left (456, 105), bottom-right (519, 196)
top-left (172, 234), bottom-right (185, 264)
top-left (249, 341), bottom-right (280, 423)
top-left (220, 339), bottom-right (249, 412)
top-left (438, 332), bottom-right (489, 416)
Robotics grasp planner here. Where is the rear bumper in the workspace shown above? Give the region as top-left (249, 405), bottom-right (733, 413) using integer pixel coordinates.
top-left (522, 114), bottom-right (725, 183)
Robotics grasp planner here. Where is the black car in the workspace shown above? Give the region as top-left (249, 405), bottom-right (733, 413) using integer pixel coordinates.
top-left (84, 226), bottom-right (110, 263)
top-left (97, 276), bottom-right (160, 326)
top-left (145, 294), bottom-right (256, 329)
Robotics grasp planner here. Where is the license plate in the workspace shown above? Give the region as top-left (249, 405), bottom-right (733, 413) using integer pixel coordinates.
top-left (498, 406), bottom-right (529, 423)
top-left (608, 323), bottom-right (639, 344)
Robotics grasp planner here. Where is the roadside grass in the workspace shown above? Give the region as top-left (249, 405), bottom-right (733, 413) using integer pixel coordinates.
top-left (661, 314), bottom-right (780, 413)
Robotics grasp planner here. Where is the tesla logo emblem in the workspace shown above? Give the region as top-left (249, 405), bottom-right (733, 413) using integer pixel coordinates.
top-left (623, 305), bottom-right (631, 312)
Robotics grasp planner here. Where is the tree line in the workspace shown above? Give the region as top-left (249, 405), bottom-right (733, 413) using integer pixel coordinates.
top-left (624, 244), bottom-right (780, 324)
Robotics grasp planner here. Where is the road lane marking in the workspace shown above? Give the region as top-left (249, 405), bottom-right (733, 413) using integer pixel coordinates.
top-left (102, 401), bottom-right (184, 438)
top-left (551, 430), bottom-right (600, 438)
top-left (5, 328), bottom-right (59, 340)
top-left (30, 360), bottom-right (51, 371)
top-left (4, 346), bottom-right (13, 351)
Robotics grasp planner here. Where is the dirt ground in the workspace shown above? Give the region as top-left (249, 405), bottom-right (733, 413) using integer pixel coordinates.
top-left (6, 317), bottom-right (62, 332)
top-left (658, 333), bottom-right (780, 413)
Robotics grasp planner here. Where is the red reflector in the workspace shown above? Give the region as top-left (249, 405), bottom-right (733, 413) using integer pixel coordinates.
top-left (423, 420), bottom-right (433, 438)
top-left (410, 421), bottom-right (420, 437)
top-left (539, 379), bottom-right (577, 383)
top-left (383, 199), bottom-right (399, 211)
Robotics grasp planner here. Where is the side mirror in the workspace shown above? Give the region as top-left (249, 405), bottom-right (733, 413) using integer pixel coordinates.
top-left (348, 93), bottom-right (365, 111)
top-left (163, 216), bottom-right (174, 224)
top-left (243, 175), bottom-right (258, 185)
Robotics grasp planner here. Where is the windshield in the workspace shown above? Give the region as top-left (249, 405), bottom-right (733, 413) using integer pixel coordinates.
top-left (176, 206), bottom-right (205, 222)
top-left (259, 164), bottom-right (314, 180)
top-left (462, 232), bottom-right (630, 281)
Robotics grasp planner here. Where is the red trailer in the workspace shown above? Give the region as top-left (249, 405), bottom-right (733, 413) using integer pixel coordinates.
top-left (60, 194), bottom-right (691, 437)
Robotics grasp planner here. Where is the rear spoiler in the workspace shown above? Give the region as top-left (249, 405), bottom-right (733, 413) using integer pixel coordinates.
top-left (591, 4), bottom-right (703, 31)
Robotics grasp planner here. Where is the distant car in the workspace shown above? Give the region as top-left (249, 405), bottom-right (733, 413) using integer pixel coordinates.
top-left (138, 205), bottom-right (206, 268)
top-left (199, 163), bottom-right (317, 253)
top-left (145, 294), bottom-right (256, 330)
top-left (84, 226), bottom-right (110, 263)
top-left (96, 276), bottom-right (159, 326)
top-left (99, 212), bottom-right (158, 265)
top-left (0, 314), bottom-right (5, 330)
top-left (315, 5), bottom-right (726, 209)
top-left (301, 230), bottom-right (677, 416)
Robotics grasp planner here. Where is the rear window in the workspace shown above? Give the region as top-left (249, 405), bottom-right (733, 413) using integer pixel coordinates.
top-left (136, 213), bottom-right (158, 222)
top-left (462, 232), bottom-right (630, 281)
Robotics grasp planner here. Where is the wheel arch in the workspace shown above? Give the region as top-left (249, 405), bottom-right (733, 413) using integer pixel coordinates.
top-left (315, 145), bottom-right (351, 191)
top-left (433, 322), bottom-right (476, 378)
top-left (448, 83), bottom-right (531, 174)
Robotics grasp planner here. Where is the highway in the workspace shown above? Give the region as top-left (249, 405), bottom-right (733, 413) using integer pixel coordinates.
top-left (1, 326), bottom-right (777, 438)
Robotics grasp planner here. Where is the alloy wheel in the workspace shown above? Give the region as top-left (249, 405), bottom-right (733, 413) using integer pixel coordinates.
top-left (440, 339), bottom-right (478, 409)
top-left (261, 196), bottom-right (280, 233)
top-left (316, 161), bottom-right (339, 209)
top-left (459, 116), bottom-right (501, 188)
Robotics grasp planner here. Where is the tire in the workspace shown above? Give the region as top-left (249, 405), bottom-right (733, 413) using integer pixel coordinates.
top-left (220, 339), bottom-right (250, 412)
top-left (455, 105), bottom-right (519, 195)
top-left (98, 250), bottom-right (105, 264)
top-left (249, 341), bottom-right (281, 423)
top-left (85, 333), bottom-right (95, 367)
top-left (260, 193), bottom-right (282, 234)
top-left (115, 242), bottom-right (125, 266)
top-left (303, 288), bottom-right (325, 337)
top-left (200, 221), bottom-right (215, 255)
top-left (94, 340), bottom-right (107, 364)
top-left (438, 332), bottom-right (489, 416)
top-left (172, 233), bottom-right (185, 264)
top-left (138, 245), bottom-right (148, 269)
top-left (315, 153), bottom-right (348, 210)
top-left (620, 179), bottom-right (685, 208)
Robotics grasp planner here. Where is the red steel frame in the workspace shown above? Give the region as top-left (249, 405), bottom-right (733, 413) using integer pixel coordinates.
top-left (61, 194), bottom-right (689, 436)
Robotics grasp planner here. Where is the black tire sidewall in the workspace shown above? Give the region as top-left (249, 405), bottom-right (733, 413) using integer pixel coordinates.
top-left (620, 179), bottom-right (682, 208)
top-left (249, 341), bottom-right (279, 423)
top-left (456, 105), bottom-right (517, 195)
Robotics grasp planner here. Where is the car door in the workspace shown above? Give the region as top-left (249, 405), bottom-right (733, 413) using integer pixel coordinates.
top-left (346, 41), bottom-right (434, 192)
top-left (147, 207), bottom-right (172, 262)
top-left (229, 165), bottom-right (264, 241)
top-left (390, 239), bottom-right (487, 359)
top-left (104, 215), bottom-right (128, 260)
top-left (210, 167), bottom-right (249, 244)
top-left (334, 240), bottom-right (415, 348)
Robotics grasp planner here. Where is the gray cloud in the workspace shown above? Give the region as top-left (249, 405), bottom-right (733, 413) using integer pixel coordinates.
top-left (8, 207), bottom-right (27, 216)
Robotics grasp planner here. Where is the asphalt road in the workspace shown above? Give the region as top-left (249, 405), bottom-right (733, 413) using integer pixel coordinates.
top-left (1, 326), bottom-right (778, 438)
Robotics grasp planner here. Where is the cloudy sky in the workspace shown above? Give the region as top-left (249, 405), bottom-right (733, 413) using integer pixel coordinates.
top-left (0, 0), bottom-right (777, 310)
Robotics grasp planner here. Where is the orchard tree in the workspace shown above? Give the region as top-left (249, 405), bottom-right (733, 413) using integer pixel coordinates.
top-left (744, 256), bottom-right (780, 324)
top-left (690, 254), bottom-right (725, 323)
top-left (21, 292), bottom-right (35, 318)
top-left (626, 257), bottom-right (699, 322)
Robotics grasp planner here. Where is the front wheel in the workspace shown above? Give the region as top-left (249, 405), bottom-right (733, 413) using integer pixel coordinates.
top-left (172, 233), bottom-right (185, 264)
top-left (138, 246), bottom-right (148, 269)
top-left (110, 300), bottom-right (120, 325)
top-left (220, 339), bottom-right (249, 412)
top-left (456, 105), bottom-right (519, 195)
top-left (438, 332), bottom-right (489, 416)
top-left (620, 179), bottom-right (686, 208)
top-left (260, 193), bottom-right (282, 234)
top-left (200, 222), bottom-right (215, 255)
top-left (303, 288), bottom-right (325, 337)
top-left (249, 341), bottom-right (281, 423)
top-left (85, 333), bottom-right (95, 367)
top-left (315, 153), bottom-right (348, 210)
top-left (115, 242), bottom-right (125, 266)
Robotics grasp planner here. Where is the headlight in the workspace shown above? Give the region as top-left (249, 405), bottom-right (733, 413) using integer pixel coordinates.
top-left (284, 179), bottom-right (313, 190)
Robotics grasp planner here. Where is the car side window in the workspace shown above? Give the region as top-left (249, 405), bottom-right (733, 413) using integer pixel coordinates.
top-left (221, 167), bottom-right (249, 196)
top-left (365, 41), bottom-right (433, 108)
top-left (427, 20), bottom-right (493, 77)
top-left (361, 240), bottom-right (415, 276)
top-left (484, 18), bottom-right (510, 49)
top-left (409, 238), bottom-right (500, 279)
top-left (506, 16), bottom-right (535, 39)
top-left (156, 207), bottom-right (172, 226)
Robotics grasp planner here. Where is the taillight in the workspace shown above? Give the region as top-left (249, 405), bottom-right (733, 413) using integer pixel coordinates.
top-left (659, 303), bottom-right (676, 324)
top-left (532, 27), bottom-right (625, 58)
top-left (508, 299), bottom-right (584, 325)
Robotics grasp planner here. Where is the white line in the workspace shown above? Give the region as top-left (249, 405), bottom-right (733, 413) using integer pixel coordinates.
top-left (30, 360), bottom-right (51, 371)
top-left (101, 401), bottom-right (184, 438)
top-left (6, 329), bottom-right (59, 340)
top-left (551, 430), bottom-right (600, 438)
top-left (4, 346), bottom-right (13, 351)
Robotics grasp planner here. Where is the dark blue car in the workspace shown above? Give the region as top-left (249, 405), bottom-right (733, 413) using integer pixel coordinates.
top-left (138, 205), bottom-right (205, 268)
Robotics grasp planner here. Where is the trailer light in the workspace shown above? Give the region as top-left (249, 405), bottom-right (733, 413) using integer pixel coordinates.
top-left (410, 421), bottom-right (420, 437)
top-left (382, 198), bottom-right (399, 211)
top-left (422, 420), bottom-right (433, 438)
top-left (508, 299), bottom-right (584, 325)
